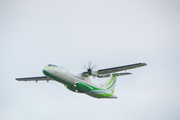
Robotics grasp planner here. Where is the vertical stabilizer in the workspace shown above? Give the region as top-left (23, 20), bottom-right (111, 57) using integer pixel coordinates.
top-left (103, 74), bottom-right (117, 93)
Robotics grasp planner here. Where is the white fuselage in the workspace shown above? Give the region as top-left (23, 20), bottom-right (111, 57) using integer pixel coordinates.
top-left (43, 67), bottom-right (103, 89)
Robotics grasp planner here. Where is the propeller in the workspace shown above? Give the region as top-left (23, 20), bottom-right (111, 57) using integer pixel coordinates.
top-left (83, 61), bottom-right (97, 75)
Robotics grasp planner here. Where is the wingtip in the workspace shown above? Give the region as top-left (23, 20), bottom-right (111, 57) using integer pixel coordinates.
top-left (141, 62), bottom-right (147, 66)
top-left (15, 78), bottom-right (23, 81)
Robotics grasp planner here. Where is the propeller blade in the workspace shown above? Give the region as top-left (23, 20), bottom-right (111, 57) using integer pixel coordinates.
top-left (82, 61), bottom-right (98, 75)
top-left (88, 61), bottom-right (93, 69)
top-left (91, 64), bottom-right (98, 69)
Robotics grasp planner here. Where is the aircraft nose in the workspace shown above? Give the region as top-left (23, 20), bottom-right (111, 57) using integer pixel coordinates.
top-left (43, 66), bottom-right (51, 75)
top-left (43, 68), bottom-right (46, 72)
top-left (43, 68), bottom-right (47, 74)
top-left (43, 64), bottom-right (57, 75)
top-left (43, 67), bottom-right (51, 76)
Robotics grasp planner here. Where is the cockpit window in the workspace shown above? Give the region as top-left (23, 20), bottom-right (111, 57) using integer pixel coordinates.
top-left (48, 64), bottom-right (57, 67)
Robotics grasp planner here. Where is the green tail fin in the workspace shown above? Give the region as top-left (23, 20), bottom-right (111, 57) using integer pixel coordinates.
top-left (103, 74), bottom-right (117, 93)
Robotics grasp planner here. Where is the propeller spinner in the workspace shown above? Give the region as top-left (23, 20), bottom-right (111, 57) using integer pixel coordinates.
top-left (83, 61), bottom-right (97, 75)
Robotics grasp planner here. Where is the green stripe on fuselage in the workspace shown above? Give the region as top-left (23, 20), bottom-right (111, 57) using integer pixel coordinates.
top-left (43, 66), bottom-right (55, 69)
top-left (43, 70), bottom-right (72, 86)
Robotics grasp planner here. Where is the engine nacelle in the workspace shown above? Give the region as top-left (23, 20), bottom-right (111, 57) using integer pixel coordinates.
top-left (91, 69), bottom-right (98, 76)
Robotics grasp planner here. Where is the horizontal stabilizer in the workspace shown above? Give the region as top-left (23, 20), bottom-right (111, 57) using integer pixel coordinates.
top-left (115, 72), bottom-right (132, 76)
top-left (97, 74), bottom-right (110, 78)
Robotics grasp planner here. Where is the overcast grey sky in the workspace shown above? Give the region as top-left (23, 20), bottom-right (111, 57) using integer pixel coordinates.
top-left (0, 0), bottom-right (180, 120)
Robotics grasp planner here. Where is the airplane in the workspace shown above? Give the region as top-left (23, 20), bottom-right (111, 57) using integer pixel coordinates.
top-left (16, 62), bottom-right (147, 99)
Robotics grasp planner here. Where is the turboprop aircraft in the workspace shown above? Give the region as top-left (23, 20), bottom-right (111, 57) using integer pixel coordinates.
top-left (16, 62), bottom-right (147, 99)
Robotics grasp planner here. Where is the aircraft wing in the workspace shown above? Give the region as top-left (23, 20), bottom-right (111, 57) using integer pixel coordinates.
top-left (16, 76), bottom-right (52, 82)
top-left (97, 63), bottom-right (147, 75)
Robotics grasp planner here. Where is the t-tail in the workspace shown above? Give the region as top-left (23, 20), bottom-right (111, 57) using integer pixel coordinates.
top-left (103, 73), bottom-right (118, 98)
